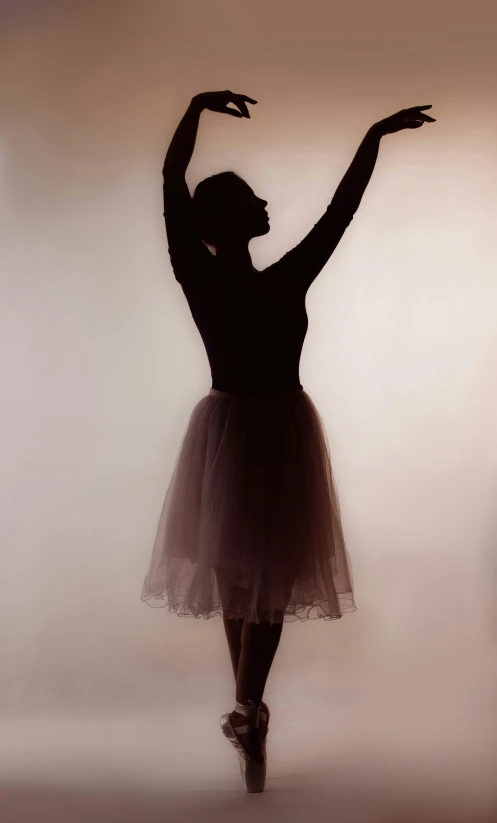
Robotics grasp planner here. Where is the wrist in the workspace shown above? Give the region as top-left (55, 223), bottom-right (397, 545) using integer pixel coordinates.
top-left (189, 95), bottom-right (204, 115)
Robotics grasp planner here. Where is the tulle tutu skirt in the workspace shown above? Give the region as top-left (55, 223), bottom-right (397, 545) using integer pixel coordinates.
top-left (141, 388), bottom-right (355, 624)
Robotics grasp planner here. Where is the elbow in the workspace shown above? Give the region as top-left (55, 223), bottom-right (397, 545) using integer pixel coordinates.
top-left (163, 152), bottom-right (176, 177)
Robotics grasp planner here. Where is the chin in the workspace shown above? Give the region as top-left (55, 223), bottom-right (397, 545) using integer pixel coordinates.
top-left (256, 222), bottom-right (270, 237)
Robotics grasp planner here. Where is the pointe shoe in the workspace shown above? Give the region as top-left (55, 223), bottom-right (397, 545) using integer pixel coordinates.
top-left (259, 701), bottom-right (270, 756)
top-left (220, 700), bottom-right (266, 793)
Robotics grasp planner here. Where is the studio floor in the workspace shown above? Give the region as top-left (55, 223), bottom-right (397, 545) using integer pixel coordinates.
top-left (1, 697), bottom-right (495, 823)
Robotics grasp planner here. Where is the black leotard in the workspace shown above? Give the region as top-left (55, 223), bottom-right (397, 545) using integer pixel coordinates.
top-left (164, 186), bottom-right (357, 394)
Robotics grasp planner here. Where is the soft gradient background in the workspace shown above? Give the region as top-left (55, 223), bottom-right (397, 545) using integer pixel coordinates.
top-left (1, 1), bottom-right (497, 821)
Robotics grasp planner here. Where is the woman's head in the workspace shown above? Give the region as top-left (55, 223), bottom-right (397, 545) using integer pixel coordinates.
top-left (193, 172), bottom-right (269, 248)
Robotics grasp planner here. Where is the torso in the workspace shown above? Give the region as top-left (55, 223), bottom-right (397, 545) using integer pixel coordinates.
top-left (181, 258), bottom-right (308, 394)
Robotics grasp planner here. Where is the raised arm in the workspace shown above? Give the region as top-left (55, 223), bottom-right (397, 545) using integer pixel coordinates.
top-left (163, 91), bottom-right (257, 281)
top-left (273, 105), bottom-right (435, 290)
top-left (162, 98), bottom-right (209, 279)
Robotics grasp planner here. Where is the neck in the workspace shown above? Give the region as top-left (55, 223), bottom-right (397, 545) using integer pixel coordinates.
top-left (215, 239), bottom-right (254, 273)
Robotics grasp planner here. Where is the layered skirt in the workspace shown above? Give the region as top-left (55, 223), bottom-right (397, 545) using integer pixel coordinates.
top-left (141, 388), bottom-right (355, 624)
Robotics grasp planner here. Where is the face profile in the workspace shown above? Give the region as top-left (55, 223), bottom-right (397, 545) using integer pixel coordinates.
top-left (242, 186), bottom-right (270, 238)
top-left (193, 171), bottom-right (269, 248)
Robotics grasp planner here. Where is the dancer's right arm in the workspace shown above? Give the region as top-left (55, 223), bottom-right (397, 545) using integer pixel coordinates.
top-left (163, 92), bottom-right (257, 281)
top-left (163, 99), bottom-right (209, 279)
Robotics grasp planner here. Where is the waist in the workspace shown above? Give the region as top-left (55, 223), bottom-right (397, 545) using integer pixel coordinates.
top-left (210, 386), bottom-right (304, 399)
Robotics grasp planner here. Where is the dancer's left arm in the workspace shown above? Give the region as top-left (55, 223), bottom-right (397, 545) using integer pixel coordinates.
top-left (272, 105), bottom-right (435, 291)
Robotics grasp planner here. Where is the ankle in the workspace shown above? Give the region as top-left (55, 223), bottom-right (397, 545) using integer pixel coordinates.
top-left (235, 699), bottom-right (260, 711)
top-left (231, 700), bottom-right (260, 729)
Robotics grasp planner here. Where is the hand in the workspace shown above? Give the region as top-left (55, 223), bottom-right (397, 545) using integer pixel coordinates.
top-left (373, 105), bottom-right (436, 136)
top-left (191, 90), bottom-right (257, 118)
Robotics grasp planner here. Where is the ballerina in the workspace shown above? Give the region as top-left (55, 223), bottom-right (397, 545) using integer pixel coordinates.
top-left (141, 90), bottom-right (435, 792)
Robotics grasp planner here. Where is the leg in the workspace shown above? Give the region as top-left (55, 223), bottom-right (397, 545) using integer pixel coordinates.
top-left (236, 619), bottom-right (283, 705)
top-left (223, 617), bottom-right (244, 680)
top-left (218, 570), bottom-right (290, 695)
top-left (217, 571), bottom-right (288, 762)
top-left (224, 617), bottom-right (283, 704)
top-left (227, 619), bottom-right (283, 763)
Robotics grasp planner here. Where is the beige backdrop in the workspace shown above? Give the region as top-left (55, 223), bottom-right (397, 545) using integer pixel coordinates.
top-left (1, 1), bottom-right (496, 821)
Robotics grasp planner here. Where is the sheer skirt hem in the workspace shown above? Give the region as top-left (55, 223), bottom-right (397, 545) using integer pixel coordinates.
top-left (140, 592), bottom-right (357, 624)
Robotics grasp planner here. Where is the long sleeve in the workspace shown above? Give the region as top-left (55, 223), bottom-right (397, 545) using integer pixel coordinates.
top-left (163, 177), bottom-right (212, 283)
top-left (162, 100), bottom-right (213, 283)
top-left (271, 127), bottom-right (382, 291)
